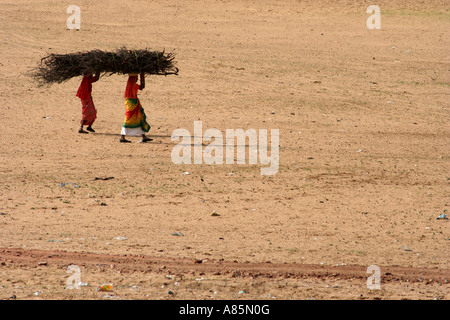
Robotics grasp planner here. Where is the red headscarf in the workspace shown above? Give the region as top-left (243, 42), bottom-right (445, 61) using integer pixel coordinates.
top-left (124, 75), bottom-right (139, 98)
top-left (76, 74), bottom-right (96, 100)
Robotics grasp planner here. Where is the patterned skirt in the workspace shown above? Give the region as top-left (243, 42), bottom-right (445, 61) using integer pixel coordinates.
top-left (121, 98), bottom-right (150, 135)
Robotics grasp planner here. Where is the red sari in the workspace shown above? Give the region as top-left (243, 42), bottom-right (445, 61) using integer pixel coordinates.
top-left (76, 75), bottom-right (98, 126)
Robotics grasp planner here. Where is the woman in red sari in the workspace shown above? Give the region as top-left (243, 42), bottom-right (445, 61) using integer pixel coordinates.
top-left (76, 71), bottom-right (100, 133)
top-left (120, 72), bottom-right (152, 143)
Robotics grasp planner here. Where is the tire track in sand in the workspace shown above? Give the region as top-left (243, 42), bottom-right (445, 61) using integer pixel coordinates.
top-left (0, 248), bottom-right (448, 284)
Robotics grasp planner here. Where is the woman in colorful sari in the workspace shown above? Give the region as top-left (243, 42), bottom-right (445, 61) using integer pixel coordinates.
top-left (120, 73), bottom-right (152, 143)
top-left (76, 71), bottom-right (100, 133)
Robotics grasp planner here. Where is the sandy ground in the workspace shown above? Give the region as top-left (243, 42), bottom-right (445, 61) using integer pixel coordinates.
top-left (0, 0), bottom-right (449, 300)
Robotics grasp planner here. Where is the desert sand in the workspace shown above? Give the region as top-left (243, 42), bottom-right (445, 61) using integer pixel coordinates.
top-left (0, 0), bottom-right (448, 300)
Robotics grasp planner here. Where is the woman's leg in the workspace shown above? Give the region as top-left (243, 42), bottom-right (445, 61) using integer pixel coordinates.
top-left (140, 134), bottom-right (153, 143)
top-left (79, 120), bottom-right (88, 133)
top-left (120, 135), bottom-right (131, 143)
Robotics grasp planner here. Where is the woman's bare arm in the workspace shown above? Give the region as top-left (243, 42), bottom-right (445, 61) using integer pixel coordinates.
top-left (139, 72), bottom-right (145, 90)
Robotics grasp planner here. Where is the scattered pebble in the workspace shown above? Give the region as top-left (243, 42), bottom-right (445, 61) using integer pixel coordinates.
top-left (58, 182), bottom-right (80, 188)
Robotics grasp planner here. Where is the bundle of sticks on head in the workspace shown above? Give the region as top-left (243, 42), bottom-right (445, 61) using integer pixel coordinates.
top-left (30, 46), bottom-right (178, 86)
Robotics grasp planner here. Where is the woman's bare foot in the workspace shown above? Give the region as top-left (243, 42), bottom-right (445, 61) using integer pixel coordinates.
top-left (78, 128), bottom-right (88, 134)
top-left (120, 135), bottom-right (131, 143)
top-left (86, 126), bottom-right (95, 132)
top-left (139, 136), bottom-right (153, 143)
